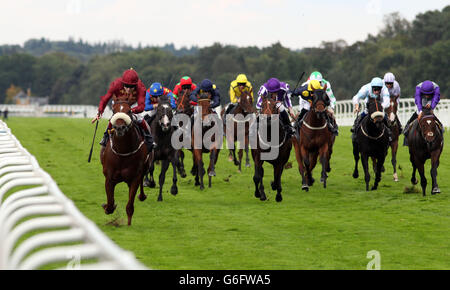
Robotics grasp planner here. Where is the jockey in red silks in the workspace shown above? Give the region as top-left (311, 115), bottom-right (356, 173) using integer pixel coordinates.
top-left (91, 68), bottom-right (155, 152)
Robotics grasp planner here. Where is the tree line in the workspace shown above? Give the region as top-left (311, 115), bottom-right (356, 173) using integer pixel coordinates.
top-left (0, 6), bottom-right (448, 106)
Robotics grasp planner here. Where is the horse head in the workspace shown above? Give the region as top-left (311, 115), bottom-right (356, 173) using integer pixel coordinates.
top-left (385, 95), bottom-right (398, 126)
top-left (176, 88), bottom-right (192, 114)
top-left (156, 97), bottom-right (173, 132)
top-left (311, 88), bottom-right (329, 117)
top-left (198, 93), bottom-right (213, 121)
top-left (238, 91), bottom-right (255, 114)
top-left (261, 94), bottom-right (277, 116)
top-left (111, 100), bottom-right (133, 137)
top-left (418, 108), bottom-right (440, 144)
top-left (367, 97), bottom-right (384, 130)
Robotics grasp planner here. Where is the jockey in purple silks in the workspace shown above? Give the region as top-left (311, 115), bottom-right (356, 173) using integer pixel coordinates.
top-left (255, 77), bottom-right (296, 137)
top-left (403, 80), bottom-right (443, 145)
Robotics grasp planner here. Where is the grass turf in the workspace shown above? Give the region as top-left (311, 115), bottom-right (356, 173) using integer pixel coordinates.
top-left (4, 117), bottom-right (450, 269)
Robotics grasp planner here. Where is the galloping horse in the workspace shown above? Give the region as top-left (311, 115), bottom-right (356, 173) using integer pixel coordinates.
top-left (385, 95), bottom-right (401, 181)
top-left (352, 97), bottom-right (390, 191)
top-left (191, 96), bottom-right (221, 190)
top-left (174, 88), bottom-right (194, 178)
top-left (221, 91), bottom-right (255, 172)
top-left (146, 97), bottom-right (179, 201)
top-left (100, 98), bottom-right (150, 226)
top-left (406, 108), bottom-right (443, 196)
top-left (293, 88), bottom-right (335, 191)
top-left (252, 95), bottom-right (292, 202)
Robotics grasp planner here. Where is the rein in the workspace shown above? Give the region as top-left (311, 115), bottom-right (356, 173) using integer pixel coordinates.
top-left (360, 121), bottom-right (385, 140)
top-left (257, 115), bottom-right (287, 149)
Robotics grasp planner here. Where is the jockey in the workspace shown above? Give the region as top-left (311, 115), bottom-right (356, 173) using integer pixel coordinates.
top-left (225, 73), bottom-right (253, 115)
top-left (256, 77), bottom-right (296, 137)
top-left (189, 79), bottom-right (221, 114)
top-left (383, 72), bottom-right (402, 130)
top-left (307, 71), bottom-right (337, 109)
top-left (92, 68), bottom-right (155, 152)
top-left (172, 76), bottom-right (197, 105)
top-left (403, 80), bottom-right (443, 144)
top-left (351, 77), bottom-right (391, 141)
top-left (292, 76), bottom-right (338, 136)
top-left (144, 82), bottom-right (177, 125)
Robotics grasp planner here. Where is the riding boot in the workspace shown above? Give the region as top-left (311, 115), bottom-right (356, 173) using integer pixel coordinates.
top-left (296, 109), bottom-right (308, 128)
top-left (351, 114), bottom-right (363, 141)
top-left (99, 128), bottom-right (109, 147)
top-left (280, 110), bottom-right (295, 137)
top-left (140, 120), bottom-right (156, 152)
top-left (326, 113), bottom-right (339, 136)
top-left (225, 103), bottom-right (236, 115)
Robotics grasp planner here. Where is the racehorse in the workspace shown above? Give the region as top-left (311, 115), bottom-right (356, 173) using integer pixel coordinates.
top-left (406, 108), bottom-right (443, 196)
top-left (174, 88), bottom-right (195, 178)
top-left (100, 98), bottom-right (150, 226)
top-left (252, 95), bottom-right (292, 202)
top-left (145, 97), bottom-right (179, 201)
top-left (385, 95), bottom-right (401, 181)
top-left (352, 97), bottom-right (390, 191)
top-left (221, 91), bottom-right (255, 172)
top-left (191, 96), bottom-right (221, 190)
top-left (293, 88), bottom-right (334, 191)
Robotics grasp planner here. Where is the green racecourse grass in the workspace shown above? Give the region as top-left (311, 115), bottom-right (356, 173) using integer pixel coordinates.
top-left (5, 117), bottom-right (450, 270)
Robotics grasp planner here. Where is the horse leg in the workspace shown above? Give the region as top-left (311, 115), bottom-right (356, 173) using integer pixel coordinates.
top-left (372, 154), bottom-right (385, 191)
top-left (103, 178), bottom-right (117, 214)
top-left (208, 150), bottom-right (217, 188)
top-left (245, 135), bottom-right (251, 168)
top-left (157, 159), bottom-right (170, 201)
top-left (410, 158), bottom-right (418, 186)
top-left (274, 165), bottom-right (283, 202)
top-left (307, 151), bottom-right (317, 186)
top-left (171, 155), bottom-right (179, 196)
top-left (430, 150), bottom-right (441, 195)
top-left (177, 150), bottom-right (186, 178)
top-left (145, 160), bottom-right (156, 188)
top-left (416, 161), bottom-right (427, 196)
top-left (320, 143), bottom-right (329, 188)
top-left (360, 153), bottom-right (370, 191)
top-left (238, 149), bottom-right (243, 172)
top-left (391, 140), bottom-right (399, 181)
top-left (352, 140), bottom-right (360, 179)
top-left (197, 152), bottom-right (205, 190)
top-left (138, 174), bottom-right (147, 202)
top-left (299, 144), bottom-right (310, 191)
top-left (259, 165), bottom-right (266, 201)
top-left (228, 149), bottom-right (234, 162)
top-left (126, 179), bottom-right (140, 226)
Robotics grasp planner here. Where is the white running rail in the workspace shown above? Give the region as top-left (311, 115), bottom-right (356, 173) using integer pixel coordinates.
top-left (0, 120), bottom-right (147, 270)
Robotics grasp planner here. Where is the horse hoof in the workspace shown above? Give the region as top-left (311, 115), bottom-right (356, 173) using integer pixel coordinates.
top-left (302, 185), bottom-right (309, 192)
top-left (275, 194), bottom-right (282, 202)
top-left (148, 180), bottom-right (156, 188)
top-left (138, 194), bottom-right (147, 202)
top-left (411, 179), bottom-right (418, 185)
top-left (234, 161), bottom-right (240, 166)
top-left (255, 191), bottom-right (261, 198)
top-left (157, 196), bottom-right (163, 202)
top-left (271, 181), bottom-right (277, 190)
top-left (200, 185), bottom-right (205, 190)
top-left (353, 171), bottom-right (359, 179)
top-left (381, 166), bottom-right (385, 173)
top-left (228, 155), bottom-right (233, 162)
top-left (102, 203), bottom-right (117, 215)
top-left (432, 187), bottom-right (441, 194)
top-left (371, 186), bottom-right (378, 191)
top-left (246, 163), bottom-right (251, 168)
top-left (143, 179), bottom-right (151, 187)
top-left (308, 178), bottom-right (315, 186)
top-left (393, 173), bottom-right (399, 182)
top-left (171, 186), bottom-right (178, 196)
top-left (180, 171), bottom-right (187, 178)
top-left (208, 171), bottom-right (216, 177)
top-left (260, 193), bottom-right (267, 201)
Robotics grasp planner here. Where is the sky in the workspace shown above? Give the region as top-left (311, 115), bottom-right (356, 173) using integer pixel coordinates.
top-left (1, 0), bottom-right (448, 50)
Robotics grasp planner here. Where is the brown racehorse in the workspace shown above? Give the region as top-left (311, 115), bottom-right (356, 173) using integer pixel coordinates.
top-left (293, 88), bottom-right (334, 191)
top-left (252, 95), bottom-right (292, 202)
top-left (385, 95), bottom-right (401, 181)
top-left (100, 98), bottom-right (150, 226)
top-left (175, 88), bottom-right (194, 178)
top-left (191, 96), bottom-right (221, 190)
top-left (407, 108), bottom-right (443, 196)
top-left (221, 91), bottom-right (255, 172)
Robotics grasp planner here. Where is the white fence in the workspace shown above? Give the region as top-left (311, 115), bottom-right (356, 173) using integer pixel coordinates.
top-left (0, 104), bottom-right (113, 119)
top-left (334, 98), bottom-right (450, 128)
top-left (0, 120), bottom-right (146, 270)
